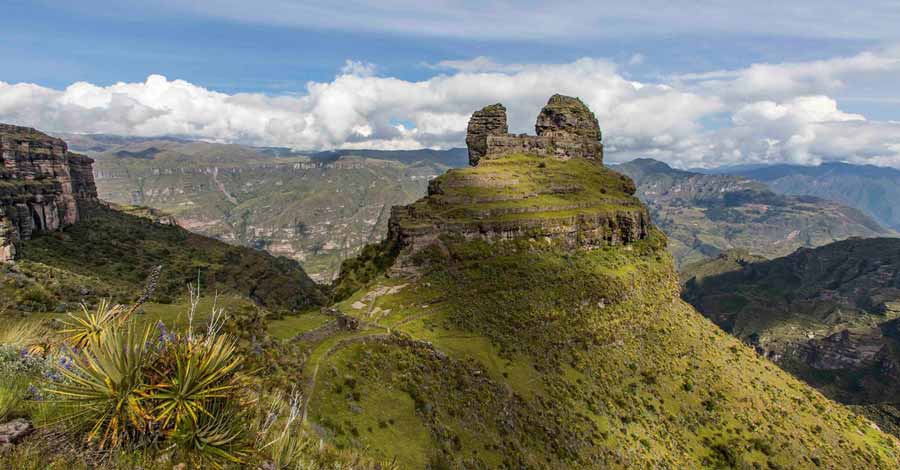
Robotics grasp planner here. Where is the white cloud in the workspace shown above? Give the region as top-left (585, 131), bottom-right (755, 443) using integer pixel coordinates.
top-left (3, 49), bottom-right (900, 167)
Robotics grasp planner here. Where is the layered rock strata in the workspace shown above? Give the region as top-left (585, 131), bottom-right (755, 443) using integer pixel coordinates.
top-left (0, 124), bottom-right (98, 261)
top-left (466, 94), bottom-right (603, 166)
top-left (387, 95), bottom-right (645, 267)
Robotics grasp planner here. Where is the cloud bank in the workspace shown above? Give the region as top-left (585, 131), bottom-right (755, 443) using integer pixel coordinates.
top-left (3, 52), bottom-right (900, 168)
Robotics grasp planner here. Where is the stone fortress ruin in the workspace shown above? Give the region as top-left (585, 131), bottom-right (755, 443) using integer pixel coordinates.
top-left (465, 94), bottom-right (603, 166)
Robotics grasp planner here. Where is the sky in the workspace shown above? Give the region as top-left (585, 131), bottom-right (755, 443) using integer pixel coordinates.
top-left (2, 1), bottom-right (900, 168)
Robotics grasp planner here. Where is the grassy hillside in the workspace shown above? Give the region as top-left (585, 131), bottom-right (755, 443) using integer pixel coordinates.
top-left (294, 156), bottom-right (900, 468)
top-left (682, 238), bottom-right (900, 434)
top-left (2, 204), bottom-right (324, 317)
top-left (614, 158), bottom-right (894, 267)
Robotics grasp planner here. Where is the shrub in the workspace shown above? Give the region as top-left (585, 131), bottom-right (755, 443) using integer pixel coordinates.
top-left (60, 299), bottom-right (129, 349)
top-left (50, 324), bottom-right (153, 449)
top-left (48, 297), bottom-right (253, 466)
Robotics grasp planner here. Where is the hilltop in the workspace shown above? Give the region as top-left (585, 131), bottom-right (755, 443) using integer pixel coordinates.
top-left (613, 158), bottom-right (894, 267)
top-left (293, 96), bottom-right (900, 468)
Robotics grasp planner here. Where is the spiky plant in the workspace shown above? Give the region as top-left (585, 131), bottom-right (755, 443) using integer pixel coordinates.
top-left (170, 400), bottom-right (250, 468)
top-left (0, 318), bottom-right (45, 349)
top-left (148, 334), bottom-right (243, 431)
top-left (49, 324), bottom-right (154, 449)
top-left (61, 299), bottom-right (127, 349)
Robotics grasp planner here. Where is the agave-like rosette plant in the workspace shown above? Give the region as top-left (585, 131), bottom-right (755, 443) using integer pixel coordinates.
top-left (49, 324), bottom-right (154, 449)
top-left (170, 400), bottom-right (249, 467)
top-left (61, 299), bottom-right (128, 349)
top-left (149, 333), bottom-right (243, 431)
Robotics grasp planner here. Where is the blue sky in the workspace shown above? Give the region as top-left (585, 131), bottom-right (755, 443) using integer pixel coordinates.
top-left (3, 1), bottom-right (900, 167)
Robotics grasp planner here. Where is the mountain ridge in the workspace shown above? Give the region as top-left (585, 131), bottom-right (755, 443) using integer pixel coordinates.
top-left (613, 157), bottom-right (895, 266)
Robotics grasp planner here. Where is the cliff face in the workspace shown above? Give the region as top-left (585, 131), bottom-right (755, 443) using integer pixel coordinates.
top-left (0, 124), bottom-right (98, 261)
top-left (385, 95), bottom-right (644, 269)
top-left (465, 94), bottom-right (603, 166)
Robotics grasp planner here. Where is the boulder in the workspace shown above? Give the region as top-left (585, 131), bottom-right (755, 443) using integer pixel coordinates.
top-left (0, 418), bottom-right (32, 447)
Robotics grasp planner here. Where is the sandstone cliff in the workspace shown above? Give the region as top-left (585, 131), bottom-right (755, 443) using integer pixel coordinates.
top-left (0, 124), bottom-right (98, 261)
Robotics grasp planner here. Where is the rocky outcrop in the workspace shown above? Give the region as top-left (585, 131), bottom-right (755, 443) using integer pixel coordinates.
top-left (466, 94), bottom-right (603, 166)
top-left (0, 124), bottom-right (98, 261)
top-left (382, 95), bottom-right (646, 269)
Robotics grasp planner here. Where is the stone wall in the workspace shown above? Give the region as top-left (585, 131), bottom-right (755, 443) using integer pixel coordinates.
top-left (466, 94), bottom-right (603, 166)
top-left (0, 124), bottom-right (98, 261)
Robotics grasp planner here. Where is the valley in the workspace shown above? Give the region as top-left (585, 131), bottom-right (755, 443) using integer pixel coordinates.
top-left (614, 158), bottom-right (895, 267)
top-left (77, 134), bottom-right (458, 282)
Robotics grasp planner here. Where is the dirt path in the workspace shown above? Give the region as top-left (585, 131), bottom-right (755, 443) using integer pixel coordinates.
top-left (211, 167), bottom-right (238, 205)
top-left (301, 332), bottom-right (390, 423)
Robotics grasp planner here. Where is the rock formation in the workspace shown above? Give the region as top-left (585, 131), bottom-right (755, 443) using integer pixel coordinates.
top-left (384, 95), bottom-right (644, 268)
top-left (0, 124), bottom-right (98, 261)
top-left (466, 94), bottom-right (603, 166)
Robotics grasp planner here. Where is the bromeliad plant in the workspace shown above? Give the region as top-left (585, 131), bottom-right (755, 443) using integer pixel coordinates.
top-left (61, 299), bottom-right (129, 349)
top-left (47, 295), bottom-right (254, 466)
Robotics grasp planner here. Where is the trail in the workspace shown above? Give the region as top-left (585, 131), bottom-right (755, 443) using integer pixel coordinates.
top-left (211, 167), bottom-right (238, 205)
top-left (301, 332), bottom-right (389, 423)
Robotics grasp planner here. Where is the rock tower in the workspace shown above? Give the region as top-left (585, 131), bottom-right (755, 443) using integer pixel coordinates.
top-left (380, 94), bottom-right (648, 270)
top-left (0, 124), bottom-right (98, 261)
top-left (466, 94), bottom-right (603, 166)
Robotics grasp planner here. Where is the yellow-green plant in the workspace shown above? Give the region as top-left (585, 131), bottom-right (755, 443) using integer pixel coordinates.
top-left (170, 400), bottom-right (249, 467)
top-left (49, 324), bottom-right (153, 449)
top-left (0, 318), bottom-right (45, 349)
top-left (149, 334), bottom-right (243, 430)
top-left (49, 297), bottom-right (253, 466)
top-left (61, 299), bottom-right (128, 349)
top-left (0, 374), bottom-right (28, 421)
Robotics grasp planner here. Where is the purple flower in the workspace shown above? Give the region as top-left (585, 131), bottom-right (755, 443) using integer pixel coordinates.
top-left (27, 384), bottom-right (43, 401)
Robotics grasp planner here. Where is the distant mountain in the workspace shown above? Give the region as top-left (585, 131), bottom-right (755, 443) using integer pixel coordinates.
top-left (682, 238), bottom-right (900, 434)
top-left (613, 158), bottom-right (895, 267)
top-left (64, 134), bottom-right (461, 282)
top-left (724, 162), bottom-right (900, 232)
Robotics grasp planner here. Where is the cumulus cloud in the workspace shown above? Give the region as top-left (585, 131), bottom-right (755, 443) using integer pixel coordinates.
top-left (3, 49), bottom-right (900, 167)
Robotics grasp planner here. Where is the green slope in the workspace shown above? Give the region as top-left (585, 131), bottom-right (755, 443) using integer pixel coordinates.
top-left (683, 238), bottom-right (900, 434)
top-left (1, 204), bottom-right (324, 317)
top-left (288, 156), bottom-right (900, 468)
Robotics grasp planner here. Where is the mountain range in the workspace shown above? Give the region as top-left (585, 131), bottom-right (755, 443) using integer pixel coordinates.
top-left (63, 131), bottom-right (900, 282)
top-left (612, 158), bottom-right (894, 267)
top-left (719, 162), bottom-right (900, 232)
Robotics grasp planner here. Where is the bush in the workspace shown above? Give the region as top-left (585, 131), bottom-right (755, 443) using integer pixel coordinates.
top-left (48, 299), bottom-right (252, 465)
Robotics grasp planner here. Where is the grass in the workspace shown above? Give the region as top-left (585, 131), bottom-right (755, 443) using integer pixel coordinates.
top-left (267, 311), bottom-right (333, 339)
top-left (14, 205), bottom-right (324, 313)
top-left (304, 223), bottom-right (900, 468)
